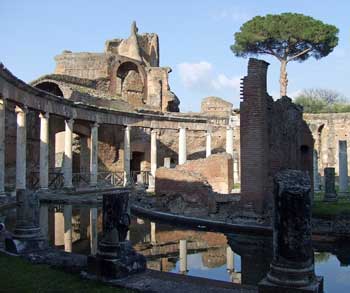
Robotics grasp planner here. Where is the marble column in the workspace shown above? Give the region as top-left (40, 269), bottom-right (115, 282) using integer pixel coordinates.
top-left (179, 239), bottom-right (188, 274)
top-left (259, 170), bottom-right (323, 292)
top-left (339, 140), bottom-right (349, 195)
top-left (90, 207), bottom-right (98, 255)
top-left (54, 211), bottom-right (64, 246)
top-left (164, 157), bottom-right (171, 168)
top-left (39, 113), bottom-right (49, 190)
top-left (151, 221), bottom-right (156, 244)
top-left (313, 150), bottom-right (320, 192)
top-left (0, 98), bottom-right (5, 196)
top-left (16, 106), bottom-right (27, 190)
top-left (206, 130), bottom-right (212, 157)
top-left (90, 122), bottom-right (99, 187)
top-left (148, 129), bottom-right (157, 191)
top-left (226, 126), bottom-right (234, 157)
top-left (233, 151), bottom-right (240, 185)
top-left (227, 246), bottom-right (234, 272)
top-left (123, 126), bottom-right (131, 186)
top-left (39, 204), bottom-right (49, 240)
top-left (324, 167), bottom-right (337, 202)
top-left (64, 119), bottom-right (74, 189)
top-left (178, 127), bottom-right (187, 165)
top-left (63, 205), bottom-right (72, 252)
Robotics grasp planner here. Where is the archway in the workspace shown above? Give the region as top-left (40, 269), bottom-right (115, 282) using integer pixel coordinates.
top-left (34, 82), bottom-right (64, 97)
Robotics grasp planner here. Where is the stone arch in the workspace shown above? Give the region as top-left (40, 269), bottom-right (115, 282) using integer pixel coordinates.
top-left (114, 61), bottom-right (147, 107)
top-left (34, 81), bottom-right (64, 97)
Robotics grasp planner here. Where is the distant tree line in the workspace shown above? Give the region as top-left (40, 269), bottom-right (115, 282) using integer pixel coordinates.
top-left (294, 88), bottom-right (350, 113)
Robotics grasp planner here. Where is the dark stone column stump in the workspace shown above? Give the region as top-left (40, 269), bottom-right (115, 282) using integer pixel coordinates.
top-left (258, 170), bottom-right (323, 293)
top-left (5, 189), bottom-right (47, 254)
top-left (323, 167), bottom-right (337, 202)
top-left (87, 190), bottom-right (146, 279)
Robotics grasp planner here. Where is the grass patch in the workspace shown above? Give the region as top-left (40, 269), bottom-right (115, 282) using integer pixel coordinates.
top-left (313, 197), bottom-right (350, 217)
top-left (0, 252), bottom-right (132, 293)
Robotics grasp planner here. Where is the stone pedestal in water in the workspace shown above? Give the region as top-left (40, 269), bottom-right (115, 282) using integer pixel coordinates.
top-left (258, 170), bottom-right (323, 293)
top-left (88, 190), bottom-right (146, 279)
top-left (324, 167), bottom-right (337, 202)
top-left (5, 190), bottom-right (47, 254)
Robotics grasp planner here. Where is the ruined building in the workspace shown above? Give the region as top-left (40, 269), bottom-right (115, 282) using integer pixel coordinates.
top-left (240, 59), bottom-right (314, 216)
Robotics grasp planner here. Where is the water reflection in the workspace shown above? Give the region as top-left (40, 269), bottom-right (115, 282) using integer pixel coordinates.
top-left (2, 204), bottom-right (350, 292)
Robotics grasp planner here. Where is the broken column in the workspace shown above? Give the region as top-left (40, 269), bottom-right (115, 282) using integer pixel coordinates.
top-left (338, 141), bottom-right (348, 195)
top-left (313, 150), bottom-right (320, 192)
top-left (64, 205), bottom-right (72, 252)
top-left (150, 221), bottom-right (156, 244)
top-left (90, 207), bottom-right (98, 255)
top-left (324, 167), bottom-right (337, 202)
top-left (258, 170), bottom-right (323, 293)
top-left (123, 126), bottom-right (131, 186)
top-left (227, 245), bottom-right (234, 272)
top-left (5, 190), bottom-right (47, 254)
top-left (226, 126), bottom-right (234, 157)
top-left (88, 190), bottom-right (146, 279)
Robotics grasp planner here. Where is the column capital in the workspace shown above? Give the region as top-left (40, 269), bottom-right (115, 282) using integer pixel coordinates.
top-left (151, 128), bottom-right (159, 135)
top-left (65, 118), bottom-right (74, 127)
top-left (39, 112), bottom-right (50, 119)
top-left (179, 126), bottom-right (187, 131)
top-left (91, 122), bottom-right (100, 128)
top-left (226, 125), bottom-right (233, 130)
top-left (15, 105), bottom-right (28, 114)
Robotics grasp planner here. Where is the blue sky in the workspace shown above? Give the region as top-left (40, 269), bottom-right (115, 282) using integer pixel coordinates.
top-left (1, 0), bottom-right (349, 112)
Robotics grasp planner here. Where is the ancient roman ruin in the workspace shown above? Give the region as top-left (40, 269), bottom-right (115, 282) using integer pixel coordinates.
top-left (1, 21), bottom-right (350, 293)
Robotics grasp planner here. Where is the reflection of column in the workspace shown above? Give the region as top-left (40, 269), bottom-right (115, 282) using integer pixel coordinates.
top-left (123, 126), bottom-right (131, 186)
top-left (64, 205), bottom-right (72, 252)
top-left (16, 106), bottom-right (27, 190)
top-left (233, 151), bottom-right (240, 185)
top-left (64, 119), bottom-right (74, 188)
top-left (226, 126), bottom-right (234, 156)
top-left (151, 221), bottom-right (156, 244)
top-left (227, 246), bottom-right (234, 272)
top-left (40, 204), bottom-right (49, 240)
top-left (90, 207), bottom-right (98, 255)
top-left (90, 122), bottom-right (99, 186)
top-left (179, 239), bottom-right (187, 274)
top-left (324, 167), bottom-right (337, 201)
top-left (148, 129), bottom-right (157, 191)
top-left (178, 127), bottom-right (187, 165)
top-left (54, 211), bottom-right (64, 246)
top-left (206, 130), bottom-right (212, 157)
top-left (339, 141), bottom-right (349, 195)
top-left (0, 98), bottom-right (5, 196)
top-left (39, 113), bottom-right (49, 189)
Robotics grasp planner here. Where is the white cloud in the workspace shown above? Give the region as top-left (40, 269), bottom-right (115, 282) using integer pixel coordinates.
top-left (211, 74), bottom-right (241, 91)
top-left (177, 61), bottom-right (241, 93)
top-left (177, 61), bottom-right (212, 88)
top-left (211, 8), bottom-right (251, 23)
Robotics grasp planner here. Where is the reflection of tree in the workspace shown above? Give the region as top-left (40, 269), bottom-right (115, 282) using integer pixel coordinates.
top-left (315, 252), bottom-right (331, 263)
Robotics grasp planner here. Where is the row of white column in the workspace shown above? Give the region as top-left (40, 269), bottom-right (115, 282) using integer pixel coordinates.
top-left (0, 99), bottom-right (101, 193)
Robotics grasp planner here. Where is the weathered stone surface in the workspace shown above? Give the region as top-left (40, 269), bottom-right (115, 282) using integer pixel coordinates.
top-left (201, 96), bottom-right (233, 117)
top-left (258, 170), bottom-right (323, 293)
top-left (155, 167), bottom-right (216, 217)
top-left (240, 58), bottom-right (314, 215)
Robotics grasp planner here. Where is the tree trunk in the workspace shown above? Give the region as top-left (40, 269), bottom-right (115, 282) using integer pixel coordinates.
top-left (279, 60), bottom-right (288, 97)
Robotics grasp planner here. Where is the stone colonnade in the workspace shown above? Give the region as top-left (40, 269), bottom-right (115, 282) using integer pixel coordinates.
top-left (0, 96), bottom-right (237, 193)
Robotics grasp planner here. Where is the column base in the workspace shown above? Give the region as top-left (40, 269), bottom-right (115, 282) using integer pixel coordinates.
top-left (87, 241), bottom-right (146, 279)
top-left (5, 235), bottom-right (48, 254)
top-left (258, 276), bottom-right (323, 293)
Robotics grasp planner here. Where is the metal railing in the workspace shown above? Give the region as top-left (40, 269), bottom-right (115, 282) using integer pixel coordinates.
top-left (28, 170), bottom-right (151, 190)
